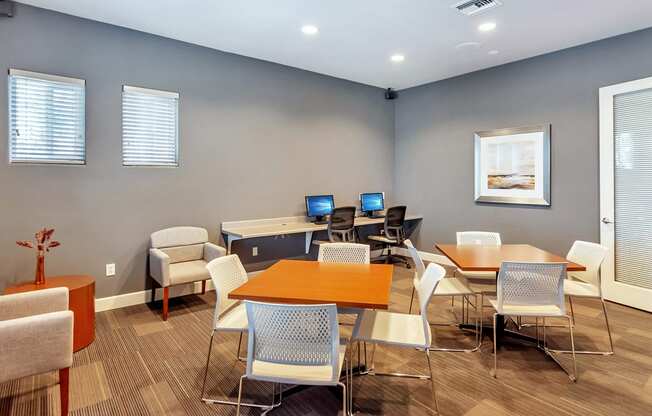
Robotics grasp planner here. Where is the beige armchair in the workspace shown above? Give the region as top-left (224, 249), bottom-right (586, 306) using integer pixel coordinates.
top-left (149, 226), bottom-right (226, 320)
top-left (0, 287), bottom-right (73, 415)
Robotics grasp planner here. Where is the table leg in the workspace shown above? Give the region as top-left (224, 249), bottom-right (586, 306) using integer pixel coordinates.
top-left (225, 235), bottom-right (241, 255)
top-left (495, 314), bottom-right (505, 349)
top-left (305, 231), bottom-right (313, 254)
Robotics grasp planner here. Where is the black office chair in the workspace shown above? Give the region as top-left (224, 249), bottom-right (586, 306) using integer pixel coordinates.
top-left (313, 206), bottom-right (357, 246)
top-left (327, 206), bottom-right (356, 242)
top-left (368, 205), bottom-right (411, 268)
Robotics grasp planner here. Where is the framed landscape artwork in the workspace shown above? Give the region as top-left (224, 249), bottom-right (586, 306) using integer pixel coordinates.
top-left (474, 124), bottom-right (551, 206)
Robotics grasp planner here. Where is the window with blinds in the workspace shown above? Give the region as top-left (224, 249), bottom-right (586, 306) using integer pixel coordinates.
top-left (8, 69), bottom-right (86, 164)
top-left (614, 87), bottom-right (652, 290)
top-left (122, 85), bottom-right (179, 167)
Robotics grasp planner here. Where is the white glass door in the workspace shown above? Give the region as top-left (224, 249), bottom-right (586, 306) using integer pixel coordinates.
top-left (600, 77), bottom-right (652, 312)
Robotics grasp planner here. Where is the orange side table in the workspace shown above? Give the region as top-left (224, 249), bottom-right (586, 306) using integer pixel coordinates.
top-left (5, 275), bottom-right (96, 352)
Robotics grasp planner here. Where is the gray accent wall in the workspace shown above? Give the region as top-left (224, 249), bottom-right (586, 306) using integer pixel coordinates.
top-left (395, 28), bottom-right (652, 255)
top-left (0, 5), bottom-right (394, 297)
top-left (3, 4), bottom-right (652, 299)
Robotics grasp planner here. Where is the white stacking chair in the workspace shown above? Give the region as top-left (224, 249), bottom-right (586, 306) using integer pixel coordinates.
top-left (560, 241), bottom-right (613, 355)
top-left (318, 242), bottom-right (370, 319)
top-left (456, 231), bottom-right (502, 313)
top-left (318, 242), bottom-right (371, 264)
top-left (488, 262), bottom-right (578, 381)
top-left (405, 240), bottom-right (481, 352)
top-left (201, 255), bottom-right (276, 410)
top-left (236, 301), bottom-right (350, 416)
top-left (352, 263), bottom-right (445, 414)
top-left (455, 231), bottom-right (502, 283)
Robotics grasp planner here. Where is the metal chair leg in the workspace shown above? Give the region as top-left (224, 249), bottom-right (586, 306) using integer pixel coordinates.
top-left (425, 350), bottom-right (440, 415)
top-left (476, 294), bottom-right (482, 350)
top-left (539, 316), bottom-right (578, 382)
top-left (348, 341), bottom-right (354, 414)
top-left (568, 315), bottom-right (578, 381)
top-left (602, 299), bottom-right (615, 354)
top-left (202, 331), bottom-right (277, 409)
top-left (408, 287), bottom-right (415, 314)
top-left (367, 343), bottom-right (430, 379)
top-left (429, 294), bottom-right (481, 353)
top-left (235, 375), bottom-right (245, 416)
top-left (548, 298), bottom-right (615, 355)
top-left (492, 313), bottom-right (498, 378)
top-left (569, 296), bottom-right (576, 326)
top-left (338, 381), bottom-right (347, 416)
top-left (200, 332), bottom-right (215, 399)
top-left (236, 332), bottom-right (245, 361)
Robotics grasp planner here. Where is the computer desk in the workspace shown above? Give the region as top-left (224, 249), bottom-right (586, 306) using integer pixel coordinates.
top-left (221, 214), bottom-right (423, 254)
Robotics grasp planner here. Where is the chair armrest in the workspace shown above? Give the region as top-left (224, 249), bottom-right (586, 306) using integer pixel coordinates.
top-left (149, 248), bottom-right (171, 287)
top-left (0, 310), bottom-right (73, 383)
top-left (204, 242), bottom-right (227, 263)
top-left (0, 287), bottom-right (69, 321)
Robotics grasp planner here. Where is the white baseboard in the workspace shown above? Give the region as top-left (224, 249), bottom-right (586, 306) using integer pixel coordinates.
top-left (95, 270), bottom-right (263, 312)
top-left (94, 249), bottom-right (451, 313)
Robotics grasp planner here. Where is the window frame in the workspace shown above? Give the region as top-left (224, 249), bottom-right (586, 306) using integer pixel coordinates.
top-left (121, 85), bottom-right (180, 168)
top-left (7, 68), bottom-right (87, 165)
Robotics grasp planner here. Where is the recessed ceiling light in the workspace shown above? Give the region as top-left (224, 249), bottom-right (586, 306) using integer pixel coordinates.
top-left (301, 25), bottom-right (318, 35)
top-left (390, 54), bottom-right (405, 63)
top-left (488, 50), bottom-right (500, 55)
top-left (455, 41), bottom-right (481, 49)
top-left (478, 22), bottom-right (497, 32)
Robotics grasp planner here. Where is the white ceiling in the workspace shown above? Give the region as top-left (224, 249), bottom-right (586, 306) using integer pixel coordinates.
top-left (17, 0), bottom-right (652, 90)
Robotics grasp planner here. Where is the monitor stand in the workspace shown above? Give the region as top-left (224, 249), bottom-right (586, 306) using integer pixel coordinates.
top-left (312, 215), bottom-right (328, 225)
top-left (365, 211), bottom-right (385, 219)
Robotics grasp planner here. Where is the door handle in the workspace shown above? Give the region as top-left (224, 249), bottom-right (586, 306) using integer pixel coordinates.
top-left (601, 217), bottom-right (614, 224)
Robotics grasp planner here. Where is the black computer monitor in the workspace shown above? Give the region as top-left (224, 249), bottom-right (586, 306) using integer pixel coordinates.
top-left (360, 192), bottom-right (385, 217)
top-left (305, 195), bottom-right (335, 223)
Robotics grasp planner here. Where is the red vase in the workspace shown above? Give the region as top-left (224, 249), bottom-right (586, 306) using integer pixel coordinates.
top-left (35, 253), bottom-right (46, 285)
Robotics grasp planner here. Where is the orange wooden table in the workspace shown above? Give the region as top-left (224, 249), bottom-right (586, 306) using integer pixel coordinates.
top-left (229, 259), bottom-right (394, 310)
top-left (435, 244), bottom-right (586, 273)
top-left (5, 275), bottom-right (95, 352)
top-left (434, 244), bottom-right (585, 347)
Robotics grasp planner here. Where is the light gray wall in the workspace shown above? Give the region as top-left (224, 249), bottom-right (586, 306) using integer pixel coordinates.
top-left (395, 28), bottom-right (652, 255)
top-left (0, 4), bottom-right (394, 297)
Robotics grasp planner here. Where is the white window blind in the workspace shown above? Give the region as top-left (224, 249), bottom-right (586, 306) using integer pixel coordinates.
top-left (122, 85), bottom-right (179, 166)
top-left (614, 87), bottom-right (652, 290)
top-left (8, 69), bottom-right (86, 164)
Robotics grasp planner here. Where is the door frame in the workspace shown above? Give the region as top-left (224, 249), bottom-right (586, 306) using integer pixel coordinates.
top-left (599, 76), bottom-right (652, 312)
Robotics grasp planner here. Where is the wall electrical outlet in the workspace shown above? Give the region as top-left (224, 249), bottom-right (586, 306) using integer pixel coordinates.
top-left (106, 263), bottom-right (116, 277)
top-left (252, 246), bottom-right (259, 257)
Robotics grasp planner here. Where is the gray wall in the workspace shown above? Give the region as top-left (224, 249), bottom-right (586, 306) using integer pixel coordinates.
top-left (0, 5), bottom-right (394, 297)
top-left (395, 28), bottom-right (652, 255)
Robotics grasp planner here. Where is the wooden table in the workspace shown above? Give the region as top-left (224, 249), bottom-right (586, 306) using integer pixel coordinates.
top-left (435, 244), bottom-right (585, 347)
top-left (230, 259), bottom-right (393, 399)
top-left (435, 244), bottom-right (586, 272)
top-left (5, 275), bottom-right (96, 352)
top-left (229, 259), bottom-right (394, 309)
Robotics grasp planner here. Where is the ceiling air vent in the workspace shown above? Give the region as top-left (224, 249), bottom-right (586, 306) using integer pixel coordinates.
top-left (452, 0), bottom-right (502, 16)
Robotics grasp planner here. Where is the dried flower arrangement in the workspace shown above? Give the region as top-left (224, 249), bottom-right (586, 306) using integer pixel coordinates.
top-left (16, 228), bottom-right (61, 285)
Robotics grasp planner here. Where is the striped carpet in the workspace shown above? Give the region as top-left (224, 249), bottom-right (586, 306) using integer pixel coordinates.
top-left (1, 265), bottom-right (652, 415)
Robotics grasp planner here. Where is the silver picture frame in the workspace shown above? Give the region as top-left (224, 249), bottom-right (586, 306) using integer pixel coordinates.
top-left (474, 124), bottom-right (551, 206)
